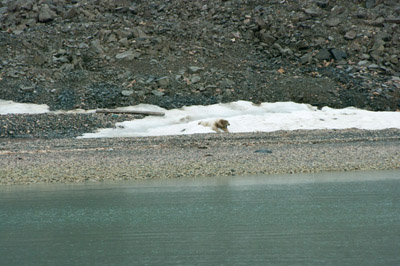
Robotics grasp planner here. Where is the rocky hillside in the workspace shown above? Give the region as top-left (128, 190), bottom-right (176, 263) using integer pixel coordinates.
top-left (0, 0), bottom-right (399, 111)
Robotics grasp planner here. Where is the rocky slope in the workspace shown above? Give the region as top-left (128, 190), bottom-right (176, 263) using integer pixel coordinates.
top-left (0, 0), bottom-right (399, 111)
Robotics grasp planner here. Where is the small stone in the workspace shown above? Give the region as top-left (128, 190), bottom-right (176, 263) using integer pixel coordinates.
top-left (361, 54), bottom-right (370, 60)
top-left (330, 49), bottom-right (347, 61)
top-left (315, 48), bottom-right (332, 61)
top-left (368, 64), bottom-right (379, 70)
top-left (344, 30), bottom-right (357, 40)
top-left (91, 39), bottom-right (104, 54)
top-left (64, 6), bottom-right (79, 19)
top-left (115, 50), bottom-right (141, 60)
top-left (21, 86), bottom-right (35, 92)
top-left (370, 17), bottom-right (384, 26)
top-left (299, 52), bottom-right (312, 64)
top-left (372, 39), bottom-right (385, 52)
top-left (384, 17), bottom-right (400, 24)
top-left (132, 27), bottom-right (148, 38)
top-left (191, 75), bottom-right (201, 84)
top-left (303, 7), bottom-right (322, 17)
top-left (255, 149), bottom-right (272, 154)
top-left (118, 37), bottom-right (129, 47)
top-left (389, 55), bottom-right (398, 64)
top-left (13, 30), bottom-right (24, 35)
top-left (259, 30), bottom-right (276, 45)
top-left (366, 0), bottom-right (376, 9)
top-left (25, 19), bottom-right (36, 28)
top-left (151, 90), bottom-right (164, 96)
top-left (107, 34), bottom-right (117, 43)
top-left (157, 76), bottom-right (170, 86)
top-left (358, 60), bottom-right (370, 66)
top-left (53, 56), bottom-right (69, 63)
top-left (78, 42), bottom-right (89, 49)
top-left (0, 7), bottom-right (7, 16)
top-left (188, 66), bottom-right (203, 74)
top-left (121, 90), bottom-right (134, 96)
top-left (331, 5), bottom-right (345, 15)
top-left (8, 70), bottom-right (19, 78)
top-left (61, 64), bottom-right (74, 72)
top-left (38, 5), bottom-right (57, 23)
top-left (325, 18), bottom-right (341, 27)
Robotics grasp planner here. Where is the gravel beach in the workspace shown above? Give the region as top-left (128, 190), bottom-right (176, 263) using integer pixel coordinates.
top-left (1, 129), bottom-right (399, 185)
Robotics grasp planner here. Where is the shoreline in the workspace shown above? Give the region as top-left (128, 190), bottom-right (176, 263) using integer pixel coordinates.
top-left (1, 129), bottom-right (399, 186)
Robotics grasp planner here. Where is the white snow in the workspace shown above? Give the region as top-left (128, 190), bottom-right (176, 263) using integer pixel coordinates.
top-left (1, 99), bottom-right (399, 138)
top-left (79, 100), bottom-right (400, 138)
top-left (0, 99), bottom-right (50, 114)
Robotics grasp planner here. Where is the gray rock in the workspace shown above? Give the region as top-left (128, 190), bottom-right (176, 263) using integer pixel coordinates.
top-left (132, 27), bottom-right (148, 39)
top-left (78, 42), bottom-right (89, 49)
top-left (315, 49), bottom-right (332, 61)
top-left (358, 60), bottom-right (370, 66)
top-left (370, 17), bottom-right (385, 26)
top-left (151, 90), bottom-right (165, 96)
top-left (20, 86), bottom-right (35, 92)
top-left (259, 30), bottom-right (276, 45)
top-left (157, 76), bottom-right (170, 86)
top-left (145, 76), bottom-right (155, 83)
top-left (325, 18), bottom-right (341, 27)
top-left (330, 49), bottom-right (347, 61)
top-left (303, 7), bottom-right (322, 17)
top-left (121, 90), bottom-right (134, 96)
top-left (372, 39), bottom-right (385, 52)
top-left (370, 40), bottom-right (385, 58)
top-left (115, 50), bottom-right (141, 60)
top-left (8, 70), bottom-right (19, 78)
top-left (361, 54), bottom-right (370, 60)
top-left (13, 30), bottom-right (24, 35)
top-left (368, 64), bottom-right (379, 70)
top-left (60, 63), bottom-right (74, 71)
top-left (331, 5), bottom-right (345, 15)
top-left (254, 149), bottom-right (272, 154)
top-left (188, 66), bottom-right (203, 74)
top-left (273, 43), bottom-right (293, 56)
top-left (114, 29), bottom-right (133, 39)
top-left (366, 0), bottom-right (376, 9)
top-left (26, 19), bottom-right (36, 27)
top-left (299, 52), bottom-right (312, 64)
top-left (118, 37), bottom-right (129, 47)
top-left (177, 68), bottom-right (186, 75)
top-left (91, 39), bottom-right (104, 54)
top-left (384, 17), bottom-right (400, 24)
top-left (64, 6), bottom-right (79, 19)
top-left (390, 55), bottom-right (398, 64)
top-left (0, 7), bottom-right (7, 16)
top-left (191, 75), bottom-right (201, 84)
top-left (38, 5), bottom-right (57, 23)
top-left (53, 56), bottom-right (69, 64)
top-left (220, 78), bottom-right (235, 88)
top-left (344, 30), bottom-right (357, 40)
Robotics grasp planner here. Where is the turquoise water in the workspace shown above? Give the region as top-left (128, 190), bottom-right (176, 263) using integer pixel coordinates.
top-left (1, 170), bottom-right (400, 265)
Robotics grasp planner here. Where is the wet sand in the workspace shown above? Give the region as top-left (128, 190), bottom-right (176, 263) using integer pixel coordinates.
top-left (1, 129), bottom-right (399, 185)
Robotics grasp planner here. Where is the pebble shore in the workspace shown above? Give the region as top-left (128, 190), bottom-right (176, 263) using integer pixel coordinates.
top-left (1, 129), bottom-right (399, 185)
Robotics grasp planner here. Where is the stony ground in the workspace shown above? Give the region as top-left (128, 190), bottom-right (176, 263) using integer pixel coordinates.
top-left (0, 112), bottom-right (144, 138)
top-left (0, 0), bottom-right (399, 112)
top-left (1, 129), bottom-right (399, 185)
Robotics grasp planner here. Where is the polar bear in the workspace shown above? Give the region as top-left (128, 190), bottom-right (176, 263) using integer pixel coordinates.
top-left (198, 119), bottom-right (230, 133)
